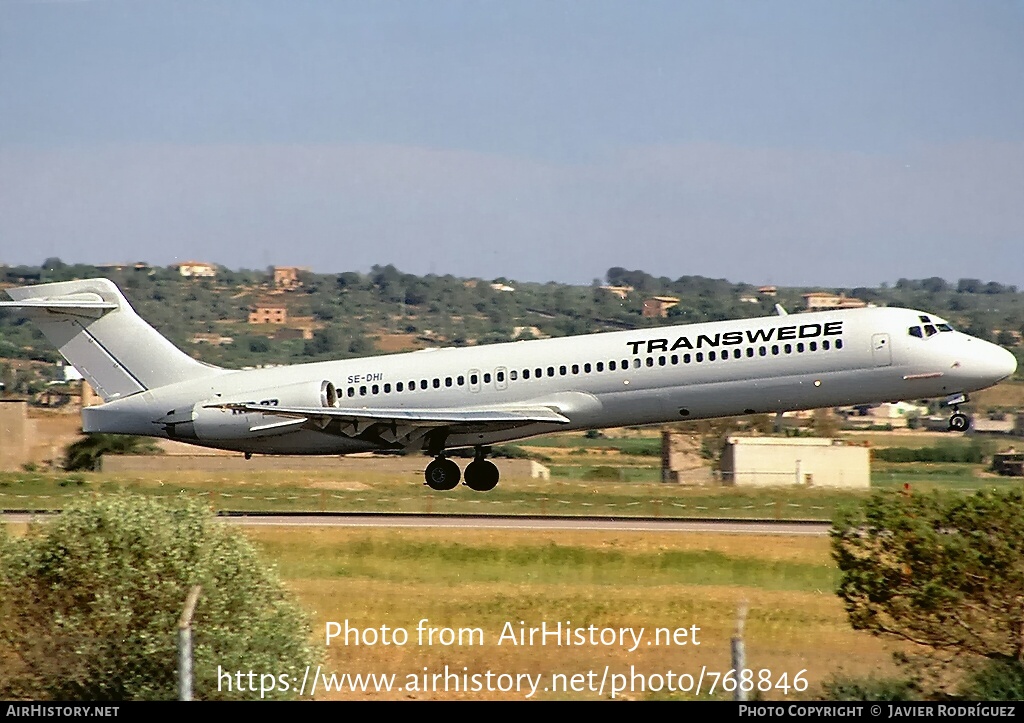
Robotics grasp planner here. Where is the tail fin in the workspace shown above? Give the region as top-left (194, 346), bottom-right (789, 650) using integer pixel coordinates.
top-left (1, 278), bottom-right (223, 402)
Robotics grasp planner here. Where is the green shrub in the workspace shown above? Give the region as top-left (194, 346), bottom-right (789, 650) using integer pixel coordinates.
top-left (958, 660), bottom-right (1024, 701)
top-left (0, 494), bottom-right (318, 700)
top-left (820, 674), bottom-right (917, 701)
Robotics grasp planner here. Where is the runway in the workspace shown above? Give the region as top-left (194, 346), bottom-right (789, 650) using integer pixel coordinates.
top-left (2, 511), bottom-right (829, 535)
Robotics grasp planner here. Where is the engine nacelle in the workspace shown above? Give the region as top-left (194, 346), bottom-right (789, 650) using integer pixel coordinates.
top-left (165, 379), bottom-right (337, 441)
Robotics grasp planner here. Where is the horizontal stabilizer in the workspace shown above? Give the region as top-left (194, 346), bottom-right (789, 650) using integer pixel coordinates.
top-left (0, 293), bottom-right (118, 317)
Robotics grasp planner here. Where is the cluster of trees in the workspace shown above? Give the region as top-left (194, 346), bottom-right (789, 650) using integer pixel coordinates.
top-left (830, 489), bottom-right (1024, 700)
top-left (2, 259), bottom-right (1022, 376)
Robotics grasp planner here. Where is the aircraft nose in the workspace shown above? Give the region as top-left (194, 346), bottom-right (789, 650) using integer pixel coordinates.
top-left (950, 338), bottom-right (1018, 390)
top-left (993, 344), bottom-right (1018, 382)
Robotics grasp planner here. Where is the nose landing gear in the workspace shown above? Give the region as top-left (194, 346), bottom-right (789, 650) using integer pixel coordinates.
top-left (944, 393), bottom-right (971, 432)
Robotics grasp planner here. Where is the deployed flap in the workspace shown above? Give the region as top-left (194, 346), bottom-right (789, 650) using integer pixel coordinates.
top-left (204, 403), bottom-right (571, 428)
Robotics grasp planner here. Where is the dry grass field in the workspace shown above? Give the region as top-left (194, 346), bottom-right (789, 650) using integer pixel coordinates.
top-left (245, 526), bottom-right (901, 701)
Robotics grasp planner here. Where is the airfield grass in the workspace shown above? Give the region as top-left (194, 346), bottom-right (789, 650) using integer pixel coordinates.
top-left (242, 526), bottom-right (900, 700)
top-left (1, 459), bottom-right (1019, 519)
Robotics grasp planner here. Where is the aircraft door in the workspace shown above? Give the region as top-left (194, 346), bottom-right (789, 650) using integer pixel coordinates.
top-left (495, 367), bottom-right (508, 391)
top-left (871, 333), bottom-right (892, 367)
top-left (468, 369), bottom-right (481, 393)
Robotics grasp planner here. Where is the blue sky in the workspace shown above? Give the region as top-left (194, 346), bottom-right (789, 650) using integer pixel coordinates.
top-left (2, 0), bottom-right (1022, 287)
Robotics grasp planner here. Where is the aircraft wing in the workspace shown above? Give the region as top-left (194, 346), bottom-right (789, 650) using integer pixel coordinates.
top-left (202, 402), bottom-right (570, 447)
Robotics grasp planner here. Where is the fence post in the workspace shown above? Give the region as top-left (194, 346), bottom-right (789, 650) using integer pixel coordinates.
top-left (178, 585), bottom-right (202, 701)
top-left (732, 600), bottom-right (749, 702)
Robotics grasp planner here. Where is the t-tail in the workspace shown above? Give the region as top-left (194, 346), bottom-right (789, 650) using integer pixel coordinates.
top-left (1, 278), bottom-right (223, 401)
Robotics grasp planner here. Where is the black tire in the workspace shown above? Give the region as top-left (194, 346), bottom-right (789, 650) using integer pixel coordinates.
top-left (425, 458), bottom-right (461, 491)
top-left (464, 459), bottom-right (499, 492)
top-left (948, 412), bottom-right (970, 432)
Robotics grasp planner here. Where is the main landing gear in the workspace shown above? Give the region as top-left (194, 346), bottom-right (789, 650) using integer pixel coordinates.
top-left (423, 447), bottom-right (500, 492)
top-left (945, 393), bottom-right (971, 432)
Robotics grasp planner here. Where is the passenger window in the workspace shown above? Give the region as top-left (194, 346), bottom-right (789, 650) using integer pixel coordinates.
top-left (708, 351), bottom-right (716, 361)
top-left (535, 368), bottom-right (542, 378)
top-left (609, 361), bottom-right (616, 371)
top-left (822, 340), bottom-right (830, 350)
top-left (432, 379), bottom-right (439, 389)
top-left (483, 373), bottom-right (492, 383)
top-left (383, 383), bottom-right (391, 393)
top-left (360, 386), bottom-right (367, 396)
top-left (496, 371), bottom-right (505, 382)
top-left (759, 347), bottom-right (767, 357)
top-left (633, 358), bottom-right (641, 369)
top-left (445, 377), bottom-right (453, 387)
top-left (836, 339), bottom-right (844, 349)
top-left (671, 355), bottom-right (678, 364)
top-left (510, 370), bottom-right (518, 381)
top-left (683, 354), bottom-right (691, 363)
top-left (797, 343), bottom-right (804, 353)
top-left (696, 352), bottom-right (704, 362)
top-left (746, 348), bottom-right (753, 358)
top-left (523, 369), bottom-right (530, 379)
top-left (470, 374), bottom-right (478, 385)
top-left (659, 356), bottom-right (666, 366)
top-left (396, 382), bottom-right (403, 392)
top-left (559, 366), bottom-right (567, 375)
top-left (348, 387), bottom-right (355, 397)
top-left (597, 362), bottom-right (605, 372)
top-left (646, 357), bottom-right (654, 367)
top-left (809, 342), bottom-right (817, 351)
top-left (784, 344), bottom-right (792, 354)
top-left (734, 349), bottom-right (742, 359)
top-left (584, 363), bottom-right (592, 373)
top-left (457, 376), bottom-right (465, 385)
top-left (771, 345), bottom-right (779, 355)
top-left (547, 367), bottom-right (555, 377)
top-left (372, 384), bottom-right (379, 394)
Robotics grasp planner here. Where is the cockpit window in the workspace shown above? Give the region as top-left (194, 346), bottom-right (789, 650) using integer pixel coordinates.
top-left (909, 326), bottom-right (923, 338)
top-left (919, 315), bottom-right (931, 323)
top-left (937, 323), bottom-right (953, 332)
top-left (924, 324), bottom-right (937, 337)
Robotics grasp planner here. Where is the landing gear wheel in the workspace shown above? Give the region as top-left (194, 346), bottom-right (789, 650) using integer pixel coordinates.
top-left (464, 459), bottom-right (500, 492)
top-left (949, 412), bottom-right (970, 432)
top-left (425, 458), bottom-right (461, 491)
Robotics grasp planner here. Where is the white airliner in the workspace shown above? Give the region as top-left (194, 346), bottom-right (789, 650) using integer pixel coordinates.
top-left (1, 278), bottom-right (1016, 491)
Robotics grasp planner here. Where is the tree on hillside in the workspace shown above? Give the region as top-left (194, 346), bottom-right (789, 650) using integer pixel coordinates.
top-left (0, 494), bottom-right (318, 700)
top-left (832, 489), bottom-right (1024, 696)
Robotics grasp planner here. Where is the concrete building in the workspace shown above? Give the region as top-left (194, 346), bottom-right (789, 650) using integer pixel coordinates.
top-left (642, 296), bottom-right (681, 318)
top-left (249, 303), bottom-right (288, 324)
top-left (175, 261), bottom-right (218, 278)
top-left (103, 453), bottom-right (550, 479)
top-left (0, 400), bottom-right (84, 471)
top-left (0, 401), bottom-right (30, 471)
top-left (273, 266), bottom-right (304, 290)
top-left (660, 431), bottom-right (712, 484)
top-left (600, 285), bottom-right (634, 299)
top-left (802, 292), bottom-right (867, 311)
top-left (720, 436), bottom-right (869, 488)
